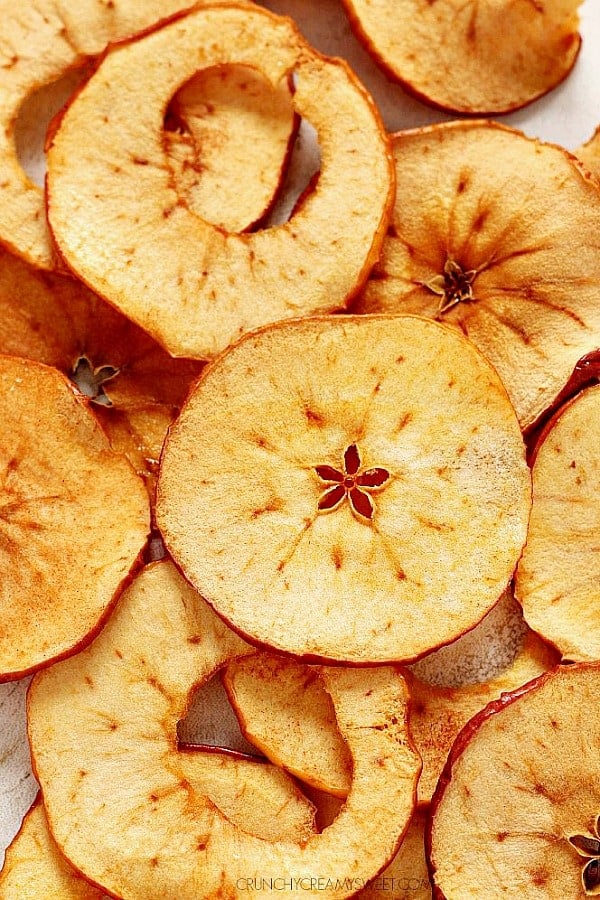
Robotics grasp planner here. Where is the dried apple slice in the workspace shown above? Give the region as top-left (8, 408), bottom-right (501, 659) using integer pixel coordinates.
top-left (46, 3), bottom-right (394, 359)
top-left (428, 662), bottom-right (600, 898)
top-left (165, 64), bottom-right (296, 232)
top-left (0, 355), bottom-right (149, 680)
top-left (224, 653), bottom-right (352, 797)
top-left (353, 121), bottom-right (600, 429)
top-left (157, 314), bottom-right (530, 663)
top-left (357, 807), bottom-right (431, 899)
top-left (577, 127), bottom-right (600, 181)
top-left (28, 560), bottom-right (421, 899)
top-left (0, 245), bottom-right (202, 489)
top-left (0, 0), bottom-right (291, 269)
top-left (342, 0), bottom-right (581, 114)
top-left (0, 797), bottom-right (105, 899)
top-left (515, 384), bottom-right (600, 661)
top-left (409, 629), bottom-right (559, 805)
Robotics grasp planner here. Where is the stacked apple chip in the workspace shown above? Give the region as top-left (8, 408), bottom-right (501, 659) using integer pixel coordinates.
top-left (45, 2), bottom-right (394, 359)
top-left (577, 127), bottom-right (600, 180)
top-left (28, 561), bottom-right (421, 899)
top-left (353, 121), bottom-right (600, 430)
top-left (157, 315), bottom-right (530, 663)
top-left (342, 0), bottom-right (582, 114)
top-left (429, 663), bottom-right (600, 897)
top-left (0, 245), bottom-right (202, 490)
top-left (516, 385), bottom-right (600, 661)
top-left (0, 355), bottom-right (149, 680)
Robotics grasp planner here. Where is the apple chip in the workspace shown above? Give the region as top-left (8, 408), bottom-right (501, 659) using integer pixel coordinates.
top-left (515, 384), bottom-right (600, 661)
top-left (0, 245), bottom-right (202, 489)
top-left (0, 797), bottom-right (105, 899)
top-left (157, 315), bottom-right (530, 663)
top-left (0, 355), bottom-right (149, 680)
top-left (577, 126), bottom-right (600, 181)
top-left (46, 3), bottom-right (394, 359)
top-left (224, 653), bottom-right (352, 797)
top-left (341, 0), bottom-right (581, 114)
top-left (357, 807), bottom-right (431, 899)
top-left (353, 121), bottom-right (600, 429)
top-left (409, 629), bottom-right (559, 805)
top-left (165, 64), bottom-right (296, 232)
top-left (28, 561), bottom-right (420, 899)
top-left (429, 663), bottom-right (600, 898)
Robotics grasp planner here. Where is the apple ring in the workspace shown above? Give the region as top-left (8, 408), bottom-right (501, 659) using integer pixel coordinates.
top-left (28, 560), bottom-right (420, 900)
top-left (46, 2), bottom-right (394, 359)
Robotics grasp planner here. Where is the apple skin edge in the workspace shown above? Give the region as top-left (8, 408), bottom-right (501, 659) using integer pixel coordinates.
top-left (423, 660), bottom-right (600, 898)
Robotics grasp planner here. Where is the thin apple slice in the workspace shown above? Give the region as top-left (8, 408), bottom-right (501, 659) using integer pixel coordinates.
top-left (357, 806), bottom-right (431, 899)
top-left (0, 355), bottom-right (149, 680)
top-left (46, 3), bottom-right (394, 359)
top-left (515, 384), bottom-right (600, 661)
top-left (342, 0), bottom-right (581, 114)
top-left (0, 797), bottom-right (105, 899)
top-left (224, 653), bottom-right (352, 797)
top-left (165, 63), bottom-right (296, 232)
top-left (409, 629), bottom-right (559, 805)
top-left (157, 315), bottom-right (530, 664)
top-left (429, 662), bottom-right (600, 898)
top-left (576, 127), bottom-right (600, 180)
top-left (0, 244), bottom-right (202, 491)
top-left (353, 121), bottom-right (600, 430)
top-left (28, 560), bottom-right (421, 900)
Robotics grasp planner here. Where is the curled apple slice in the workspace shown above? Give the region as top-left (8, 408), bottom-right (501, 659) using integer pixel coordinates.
top-left (165, 64), bottom-right (296, 232)
top-left (0, 355), bottom-right (149, 680)
top-left (342, 0), bottom-right (581, 114)
top-left (577, 127), bottom-right (600, 180)
top-left (0, 245), bottom-right (201, 490)
top-left (429, 663), bottom-right (600, 898)
top-left (409, 629), bottom-right (559, 805)
top-left (224, 653), bottom-right (352, 797)
top-left (46, 3), bottom-right (394, 359)
top-left (157, 315), bottom-right (530, 663)
top-left (0, 797), bottom-right (104, 899)
top-left (515, 384), bottom-right (600, 661)
top-left (28, 561), bottom-right (420, 899)
top-left (0, 0), bottom-right (292, 269)
top-left (357, 807), bottom-right (431, 899)
top-left (353, 121), bottom-right (600, 429)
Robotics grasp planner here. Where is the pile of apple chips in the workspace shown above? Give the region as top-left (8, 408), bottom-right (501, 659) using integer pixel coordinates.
top-left (1, 1), bottom-right (600, 897)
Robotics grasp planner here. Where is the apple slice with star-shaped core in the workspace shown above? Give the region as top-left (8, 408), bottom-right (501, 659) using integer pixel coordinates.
top-left (0, 355), bottom-right (149, 680)
top-left (515, 384), bottom-right (600, 661)
top-left (341, 0), bottom-right (581, 115)
top-left (0, 244), bottom-right (202, 492)
top-left (28, 560), bottom-right (421, 899)
top-left (157, 314), bottom-right (530, 663)
top-left (428, 662), bottom-right (600, 898)
top-left (46, 2), bottom-right (394, 359)
top-left (352, 121), bottom-right (600, 430)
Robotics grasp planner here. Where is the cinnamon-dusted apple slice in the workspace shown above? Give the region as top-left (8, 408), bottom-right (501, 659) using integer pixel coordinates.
top-left (515, 384), bottom-right (600, 661)
top-left (28, 561), bottom-right (421, 900)
top-left (428, 662), bottom-right (600, 898)
top-left (0, 0), bottom-right (291, 269)
top-left (0, 797), bottom-right (105, 899)
top-left (0, 355), bottom-right (149, 680)
top-left (409, 628), bottom-right (559, 805)
top-left (165, 64), bottom-right (296, 232)
top-left (576, 126), bottom-right (600, 180)
top-left (46, 3), bottom-right (394, 359)
top-left (342, 0), bottom-right (581, 114)
top-left (157, 315), bottom-right (530, 663)
top-left (353, 121), bottom-right (600, 430)
top-left (0, 245), bottom-right (201, 489)
top-left (224, 653), bottom-right (352, 797)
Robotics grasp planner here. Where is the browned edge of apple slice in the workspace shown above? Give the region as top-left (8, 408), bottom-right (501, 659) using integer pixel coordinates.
top-left (45, 2), bottom-right (395, 359)
top-left (340, 0), bottom-right (581, 116)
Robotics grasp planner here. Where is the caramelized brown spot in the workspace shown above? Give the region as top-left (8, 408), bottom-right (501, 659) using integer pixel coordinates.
top-left (331, 545), bottom-right (344, 570)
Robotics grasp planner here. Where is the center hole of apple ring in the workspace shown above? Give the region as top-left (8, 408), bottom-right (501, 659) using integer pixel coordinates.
top-left (163, 63), bottom-right (308, 234)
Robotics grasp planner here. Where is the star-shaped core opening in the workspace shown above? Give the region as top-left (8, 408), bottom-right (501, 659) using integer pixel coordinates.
top-left (315, 444), bottom-right (390, 522)
top-left (569, 815), bottom-right (600, 895)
